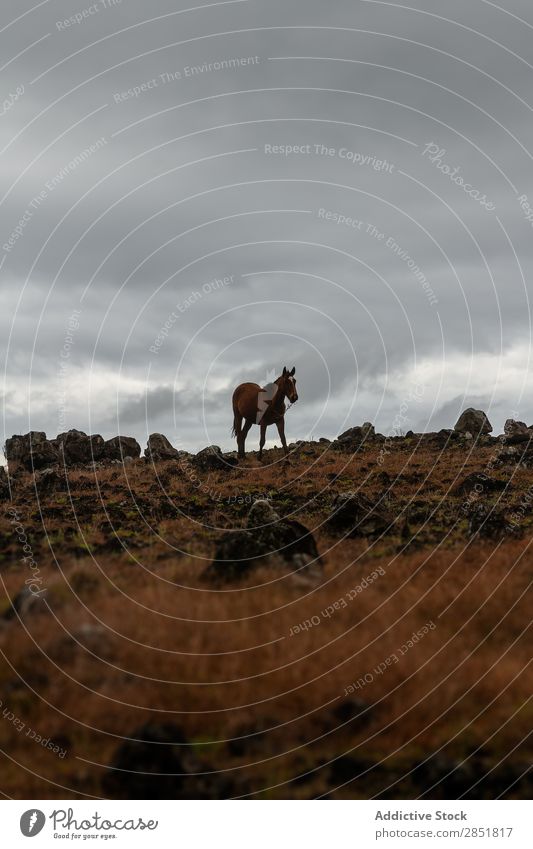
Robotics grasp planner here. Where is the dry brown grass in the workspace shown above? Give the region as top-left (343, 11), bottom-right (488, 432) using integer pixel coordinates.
top-left (0, 438), bottom-right (532, 798)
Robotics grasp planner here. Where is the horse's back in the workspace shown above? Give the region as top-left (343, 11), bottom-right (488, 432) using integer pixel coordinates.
top-left (233, 382), bottom-right (261, 399)
top-left (233, 382), bottom-right (261, 418)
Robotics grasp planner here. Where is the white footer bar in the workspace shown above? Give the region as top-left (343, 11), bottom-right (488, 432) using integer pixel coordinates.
top-left (4, 799), bottom-right (531, 848)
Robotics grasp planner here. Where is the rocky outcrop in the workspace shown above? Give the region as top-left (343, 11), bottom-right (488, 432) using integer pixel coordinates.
top-left (101, 436), bottom-right (141, 461)
top-left (421, 428), bottom-right (462, 448)
top-left (56, 430), bottom-right (105, 465)
top-left (467, 503), bottom-right (517, 540)
top-left (145, 433), bottom-right (180, 461)
top-left (454, 408), bottom-right (492, 436)
top-left (451, 472), bottom-right (508, 496)
top-left (335, 422), bottom-right (376, 448)
top-left (193, 445), bottom-right (238, 472)
top-left (342, 421), bottom-right (375, 439)
top-left (4, 432), bottom-right (59, 471)
top-left (204, 499), bottom-right (322, 582)
top-left (503, 419), bottom-right (533, 444)
top-left (327, 492), bottom-right (393, 538)
top-left (504, 419), bottom-right (529, 437)
top-left (0, 466), bottom-right (9, 499)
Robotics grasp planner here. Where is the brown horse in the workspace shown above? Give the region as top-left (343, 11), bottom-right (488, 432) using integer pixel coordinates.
top-left (232, 367), bottom-right (298, 460)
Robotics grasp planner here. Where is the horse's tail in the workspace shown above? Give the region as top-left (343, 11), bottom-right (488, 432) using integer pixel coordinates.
top-left (231, 412), bottom-right (240, 438)
top-left (231, 391), bottom-right (239, 437)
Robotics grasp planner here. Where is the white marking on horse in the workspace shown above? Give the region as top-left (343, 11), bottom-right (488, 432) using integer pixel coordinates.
top-left (256, 382), bottom-right (278, 423)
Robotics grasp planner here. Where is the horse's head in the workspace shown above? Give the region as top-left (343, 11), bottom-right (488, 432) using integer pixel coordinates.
top-left (278, 366), bottom-right (298, 403)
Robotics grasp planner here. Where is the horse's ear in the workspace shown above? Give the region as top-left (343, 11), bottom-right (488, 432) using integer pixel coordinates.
top-left (283, 366), bottom-right (288, 375)
top-left (290, 367), bottom-right (295, 376)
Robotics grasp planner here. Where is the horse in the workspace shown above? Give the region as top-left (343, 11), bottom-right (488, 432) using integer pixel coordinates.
top-left (231, 367), bottom-right (298, 460)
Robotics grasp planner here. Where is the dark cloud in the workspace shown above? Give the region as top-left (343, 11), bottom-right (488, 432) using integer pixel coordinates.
top-left (2, 0), bottom-right (533, 460)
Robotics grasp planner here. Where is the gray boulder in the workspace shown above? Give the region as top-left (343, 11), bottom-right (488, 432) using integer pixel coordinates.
top-left (4, 432), bottom-right (59, 471)
top-left (454, 408), bottom-right (492, 435)
top-left (328, 492), bottom-right (393, 538)
top-left (193, 445), bottom-right (238, 471)
top-left (204, 499), bottom-right (322, 582)
top-left (337, 421), bottom-right (375, 442)
top-left (101, 436), bottom-right (141, 461)
top-left (504, 419), bottom-right (533, 445)
top-left (145, 433), bottom-right (180, 461)
top-left (504, 419), bottom-right (530, 437)
top-left (56, 429), bottom-right (105, 465)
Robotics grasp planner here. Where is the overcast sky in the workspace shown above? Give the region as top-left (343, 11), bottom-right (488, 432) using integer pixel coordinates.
top-left (2, 0), bottom-right (533, 459)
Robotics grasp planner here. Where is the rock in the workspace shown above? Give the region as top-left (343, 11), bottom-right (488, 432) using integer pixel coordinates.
top-left (0, 466), bottom-right (9, 499)
top-left (337, 422), bottom-right (375, 443)
top-left (519, 450), bottom-right (533, 468)
top-left (332, 422), bottom-right (381, 452)
top-left (101, 436), bottom-right (141, 461)
top-left (505, 433), bottom-right (533, 446)
top-left (451, 473), bottom-right (508, 496)
top-left (330, 698), bottom-right (373, 727)
top-left (204, 531), bottom-right (265, 582)
top-left (467, 504), bottom-right (517, 540)
top-left (454, 408), bottom-right (492, 435)
top-left (247, 499), bottom-right (280, 526)
top-left (34, 468), bottom-right (67, 496)
top-left (204, 499), bottom-right (322, 582)
top-left (56, 430), bottom-right (104, 465)
top-left (103, 722), bottom-right (236, 799)
top-left (145, 433), bottom-right (180, 462)
top-left (500, 421), bottom-right (533, 445)
top-left (504, 419), bottom-right (530, 437)
top-left (193, 445), bottom-right (238, 471)
top-left (497, 446), bottom-right (519, 463)
top-left (3, 587), bottom-right (46, 621)
top-left (435, 428), bottom-right (457, 444)
top-left (5, 432), bottom-right (59, 471)
top-left (327, 492), bottom-right (393, 538)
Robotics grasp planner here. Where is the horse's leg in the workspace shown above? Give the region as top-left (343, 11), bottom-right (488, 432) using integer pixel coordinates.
top-left (276, 418), bottom-right (289, 456)
top-left (240, 419), bottom-right (253, 459)
top-left (258, 421), bottom-right (267, 460)
top-left (233, 412), bottom-right (244, 457)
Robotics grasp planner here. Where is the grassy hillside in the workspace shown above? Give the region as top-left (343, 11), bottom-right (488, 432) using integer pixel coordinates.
top-left (0, 435), bottom-right (531, 798)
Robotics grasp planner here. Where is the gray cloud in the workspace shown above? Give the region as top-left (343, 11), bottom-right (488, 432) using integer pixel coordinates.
top-left (2, 0), bottom-right (533, 460)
